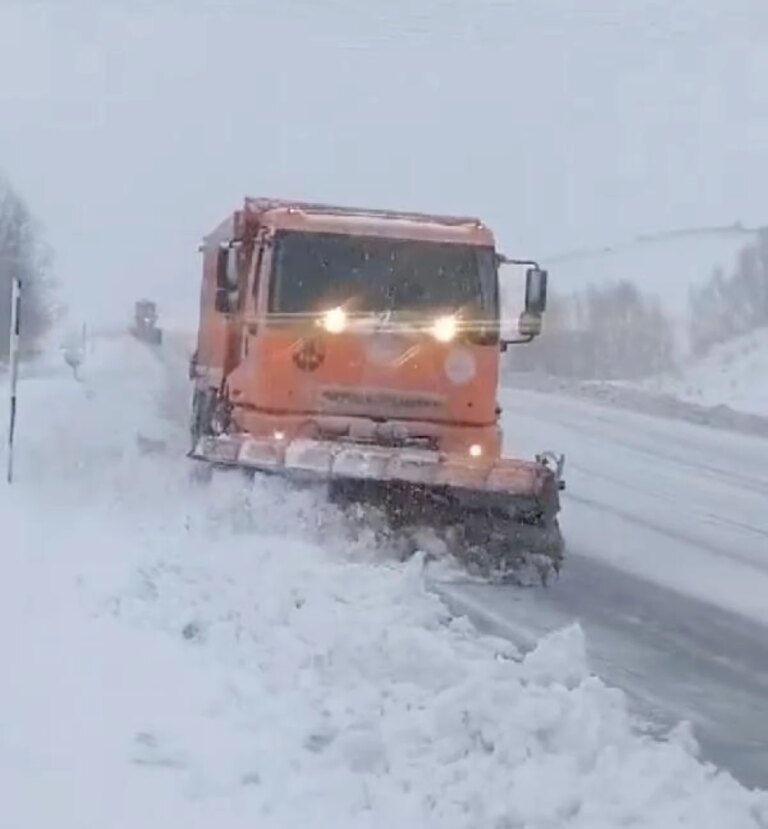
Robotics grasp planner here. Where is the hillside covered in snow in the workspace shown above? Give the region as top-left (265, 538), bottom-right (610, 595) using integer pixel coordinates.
top-left (502, 221), bottom-right (768, 425)
top-left (631, 326), bottom-right (768, 418)
top-left (544, 226), bottom-right (762, 327)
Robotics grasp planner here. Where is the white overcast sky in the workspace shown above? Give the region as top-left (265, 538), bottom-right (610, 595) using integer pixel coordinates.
top-left (1, 0), bottom-right (767, 327)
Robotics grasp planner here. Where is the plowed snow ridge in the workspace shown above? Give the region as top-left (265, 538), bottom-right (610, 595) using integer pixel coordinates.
top-left (1, 337), bottom-right (766, 828)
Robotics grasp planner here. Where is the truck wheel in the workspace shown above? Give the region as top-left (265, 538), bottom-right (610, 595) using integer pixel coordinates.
top-left (190, 389), bottom-right (214, 449)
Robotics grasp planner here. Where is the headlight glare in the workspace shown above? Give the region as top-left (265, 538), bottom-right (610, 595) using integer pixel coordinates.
top-left (431, 315), bottom-right (457, 342)
top-left (322, 306), bottom-right (347, 334)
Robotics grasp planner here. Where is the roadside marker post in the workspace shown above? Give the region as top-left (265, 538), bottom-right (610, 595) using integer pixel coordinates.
top-left (6, 276), bottom-right (21, 484)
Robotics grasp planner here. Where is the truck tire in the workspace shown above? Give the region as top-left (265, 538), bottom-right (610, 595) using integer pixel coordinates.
top-left (190, 388), bottom-right (215, 449)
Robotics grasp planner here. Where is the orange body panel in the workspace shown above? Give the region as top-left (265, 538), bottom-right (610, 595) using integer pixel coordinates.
top-left (225, 325), bottom-right (502, 456)
top-left (192, 197), bottom-right (505, 461)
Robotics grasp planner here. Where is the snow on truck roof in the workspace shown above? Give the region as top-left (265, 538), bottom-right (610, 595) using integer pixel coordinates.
top-left (241, 197), bottom-right (496, 246)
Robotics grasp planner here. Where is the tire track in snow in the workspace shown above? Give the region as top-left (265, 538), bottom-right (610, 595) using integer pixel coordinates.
top-left (567, 491), bottom-right (768, 575)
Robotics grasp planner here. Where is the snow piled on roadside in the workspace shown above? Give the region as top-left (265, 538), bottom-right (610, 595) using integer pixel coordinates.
top-left (1, 336), bottom-right (767, 828)
top-left (633, 327), bottom-right (768, 418)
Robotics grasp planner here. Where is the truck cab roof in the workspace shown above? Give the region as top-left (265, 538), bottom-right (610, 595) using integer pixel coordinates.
top-left (204, 197), bottom-right (498, 249)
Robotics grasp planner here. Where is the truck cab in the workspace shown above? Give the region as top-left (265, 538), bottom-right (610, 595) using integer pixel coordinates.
top-left (190, 197), bottom-right (548, 461)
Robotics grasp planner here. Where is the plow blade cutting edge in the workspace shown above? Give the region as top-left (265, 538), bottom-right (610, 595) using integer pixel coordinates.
top-left (189, 435), bottom-right (566, 584)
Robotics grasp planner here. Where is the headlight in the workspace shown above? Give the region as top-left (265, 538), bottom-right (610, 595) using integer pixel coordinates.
top-left (469, 444), bottom-right (483, 458)
top-left (431, 315), bottom-right (457, 342)
top-left (321, 306), bottom-right (347, 334)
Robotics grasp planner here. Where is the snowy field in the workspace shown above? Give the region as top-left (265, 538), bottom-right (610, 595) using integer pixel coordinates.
top-left (500, 228), bottom-right (768, 430)
top-left (1, 335), bottom-right (767, 827)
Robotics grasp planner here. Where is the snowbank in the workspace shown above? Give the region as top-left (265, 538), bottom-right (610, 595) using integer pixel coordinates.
top-left (632, 327), bottom-right (768, 419)
top-left (504, 326), bottom-right (768, 435)
top-left (1, 335), bottom-right (766, 828)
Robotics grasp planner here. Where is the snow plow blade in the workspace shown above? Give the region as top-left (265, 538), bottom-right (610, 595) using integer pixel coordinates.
top-left (189, 435), bottom-right (565, 584)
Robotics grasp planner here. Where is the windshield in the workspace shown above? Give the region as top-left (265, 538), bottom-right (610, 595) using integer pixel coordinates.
top-left (268, 230), bottom-right (499, 325)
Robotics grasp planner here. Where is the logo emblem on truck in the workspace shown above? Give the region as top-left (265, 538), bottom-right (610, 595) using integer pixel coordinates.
top-left (366, 333), bottom-right (408, 367)
top-left (444, 346), bottom-right (476, 384)
top-left (293, 338), bottom-right (325, 371)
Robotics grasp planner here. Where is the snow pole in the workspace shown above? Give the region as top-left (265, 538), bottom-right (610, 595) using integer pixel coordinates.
top-left (6, 276), bottom-right (21, 484)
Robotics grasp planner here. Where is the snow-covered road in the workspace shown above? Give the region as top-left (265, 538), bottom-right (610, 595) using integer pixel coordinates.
top-left (498, 387), bottom-right (768, 623)
top-left (434, 387), bottom-right (768, 789)
top-left (2, 336), bottom-right (767, 826)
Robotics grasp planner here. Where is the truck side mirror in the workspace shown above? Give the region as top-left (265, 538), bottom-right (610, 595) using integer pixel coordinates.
top-left (516, 267), bottom-right (548, 338)
top-left (215, 244), bottom-right (240, 313)
top-left (496, 255), bottom-right (549, 347)
top-left (525, 267), bottom-right (548, 314)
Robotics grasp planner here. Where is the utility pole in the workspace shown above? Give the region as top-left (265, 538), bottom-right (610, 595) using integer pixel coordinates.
top-left (6, 276), bottom-right (21, 483)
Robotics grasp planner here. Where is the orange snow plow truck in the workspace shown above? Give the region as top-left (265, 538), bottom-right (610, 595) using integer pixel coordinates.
top-left (188, 197), bottom-right (566, 583)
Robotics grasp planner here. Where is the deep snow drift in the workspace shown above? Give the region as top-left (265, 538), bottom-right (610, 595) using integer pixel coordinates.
top-left (1, 336), bottom-right (767, 828)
